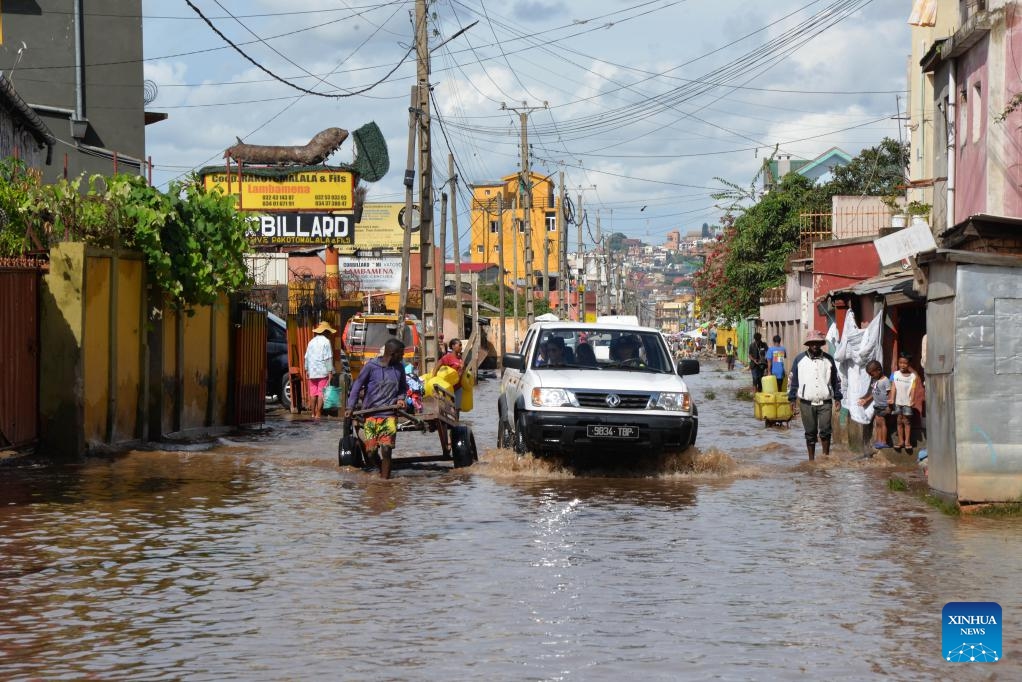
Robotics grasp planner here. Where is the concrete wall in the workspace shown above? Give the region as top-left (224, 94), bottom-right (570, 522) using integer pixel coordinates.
top-left (40, 243), bottom-right (233, 458)
top-left (0, 0), bottom-right (146, 181)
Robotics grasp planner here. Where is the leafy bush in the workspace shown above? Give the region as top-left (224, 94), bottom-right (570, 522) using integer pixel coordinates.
top-left (0, 159), bottom-right (251, 308)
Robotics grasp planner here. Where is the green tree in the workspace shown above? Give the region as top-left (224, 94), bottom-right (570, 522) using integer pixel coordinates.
top-left (825, 137), bottom-right (908, 197)
top-left (695, 139), bottom-right (909, 320)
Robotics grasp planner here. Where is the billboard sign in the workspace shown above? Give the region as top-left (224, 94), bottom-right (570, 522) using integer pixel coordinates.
top-left (339, 256), bottom-right (402, 291)
top-left (337, 202), bottom-right (420, 255)
top-left (203, 170), bottom-right (354, 211)
top-left (247, 213), bottom-right (355, 246)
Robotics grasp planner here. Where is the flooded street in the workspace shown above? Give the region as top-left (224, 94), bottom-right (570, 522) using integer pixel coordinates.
top-left (2, 362), bottom-right (1021, 680)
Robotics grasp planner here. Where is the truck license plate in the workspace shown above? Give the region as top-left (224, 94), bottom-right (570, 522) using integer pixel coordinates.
top-left (587, 425), bottom-right (638, 439)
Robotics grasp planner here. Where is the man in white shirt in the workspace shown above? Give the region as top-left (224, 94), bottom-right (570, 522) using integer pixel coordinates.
top-left (787, 330), bottom-right (843, 461)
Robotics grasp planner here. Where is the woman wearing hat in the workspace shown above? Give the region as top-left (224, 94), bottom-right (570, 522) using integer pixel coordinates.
top-left (304, 320), bottom-right (336, 420)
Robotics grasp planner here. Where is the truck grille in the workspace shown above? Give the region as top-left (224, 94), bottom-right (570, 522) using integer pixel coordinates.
top-left (574, 391), bottom-right (651, 409)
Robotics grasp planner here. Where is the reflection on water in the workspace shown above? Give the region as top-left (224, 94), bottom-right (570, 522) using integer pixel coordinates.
top-left (1, 372), bottom-right (1021, 680)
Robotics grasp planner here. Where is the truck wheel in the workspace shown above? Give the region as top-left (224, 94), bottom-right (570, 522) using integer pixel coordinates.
top-left (513, 413), bottom-right (528, 455)
top-left (280, 375), bottom-right (293, 411)
top-left (451, 426), bottom-right (477, 468)
top-left (689, 420), bottom-right (699, 448)
top-left (338, 435), bottom-right (365, 468)
top-left (497, 418), bottom-right (514, 449)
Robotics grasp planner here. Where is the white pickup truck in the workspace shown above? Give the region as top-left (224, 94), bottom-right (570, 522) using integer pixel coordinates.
top-left (498, 321), bottom-right (699, 458)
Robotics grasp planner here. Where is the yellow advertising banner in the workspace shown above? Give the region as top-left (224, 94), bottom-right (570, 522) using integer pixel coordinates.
top-left (202, 170), bottom-right (354, 211)
top-left (337, 202), bottom-right (420, 255)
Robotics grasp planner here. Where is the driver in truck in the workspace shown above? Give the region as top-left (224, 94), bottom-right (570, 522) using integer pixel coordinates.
top-left (610, 335), bottom-right (642, 364)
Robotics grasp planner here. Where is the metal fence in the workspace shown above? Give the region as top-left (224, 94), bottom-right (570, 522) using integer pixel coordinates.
top-left (796, 209), bottom-right (892, 259)
top-left (0, 257), bottom-right (44, 448)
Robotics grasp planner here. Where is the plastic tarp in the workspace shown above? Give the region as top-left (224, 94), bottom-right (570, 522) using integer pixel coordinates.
top-left (833, 310), bottom-right (883, 425)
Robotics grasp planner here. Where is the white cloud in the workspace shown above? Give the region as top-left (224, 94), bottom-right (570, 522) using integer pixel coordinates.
top-left (141, 0), bottom-right (910, 237)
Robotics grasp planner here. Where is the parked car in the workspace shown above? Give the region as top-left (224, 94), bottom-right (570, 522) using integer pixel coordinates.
top-left (498, 321), bottom-right (699, 459)
top-left (266, 312), bottom-right (292, 409)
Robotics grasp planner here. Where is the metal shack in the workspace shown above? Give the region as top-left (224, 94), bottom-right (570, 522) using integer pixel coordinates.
top-left (923, 249), bottom-right (1022, 503)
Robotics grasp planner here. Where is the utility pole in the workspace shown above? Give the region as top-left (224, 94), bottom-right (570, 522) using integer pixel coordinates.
top-left (416, 0), bottom-right (437, 370)
top-left (542, 226), bottom-right (550, 301)
top-left (574, 185), bottom-right (596, 321)
top-left (397, 84), bottom-right (419, 325)
top-left (502, 101), bottom-right (547, 326)
top-left (497, 194), bottom-right (506, 357)
top-left (450, 153), bottom-right (463, 339)
top-left (512, 200), bottom-right (520, 349)
top-left (595, 210), bottom-right (605, 316)
top-left (438, 189), bottom-right (448, 338)
top-left (557, 171), bottom-right (567, 318)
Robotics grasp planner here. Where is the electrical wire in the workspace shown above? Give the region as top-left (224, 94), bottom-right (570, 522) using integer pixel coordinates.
top-left (184, 0), bottom-right (413, 98)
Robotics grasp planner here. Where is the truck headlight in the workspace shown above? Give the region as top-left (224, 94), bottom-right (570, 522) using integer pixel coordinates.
top-left (652, 392), bottom-right (691, 411)
top-left (531, 388), bottom-right (578, 407)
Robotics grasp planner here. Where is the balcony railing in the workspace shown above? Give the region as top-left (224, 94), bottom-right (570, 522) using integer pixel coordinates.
top-left (794, 209), bottom-right (893, 260)
top-left (760, 284), bottom-right (786, 305)
top-left (472, 195), bottom-right (558, 212)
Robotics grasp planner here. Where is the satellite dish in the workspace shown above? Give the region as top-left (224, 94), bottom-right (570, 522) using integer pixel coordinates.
top-left (398, 206), bottom-right (421, 232)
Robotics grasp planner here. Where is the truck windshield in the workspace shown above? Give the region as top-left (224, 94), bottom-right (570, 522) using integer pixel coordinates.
top-left (531, 329), bottom-right (672, 372)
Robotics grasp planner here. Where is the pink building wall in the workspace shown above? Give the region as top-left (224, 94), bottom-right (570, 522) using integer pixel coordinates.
top-left (1004, 10), bottom-right (1022, 218)
top-left (955, 35), bottom-right (989, 222)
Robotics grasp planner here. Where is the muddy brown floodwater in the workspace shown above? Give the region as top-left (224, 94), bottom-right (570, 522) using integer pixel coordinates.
top-left (2, 361), bottom-right (1021, 680)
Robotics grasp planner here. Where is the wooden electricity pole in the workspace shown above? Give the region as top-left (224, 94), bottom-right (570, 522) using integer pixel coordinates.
top-left (450, 153), bottom-right (463, 339)
top-left (497, 194), bottom-right (506, 357)
top-left (557, 171), bottom-right (567, 318)
top-left (397, 84), bottom-right (418, 325)
top-left (416, 0), bottom-right (437, 369)
top-left (502, 101), bottom-right (547, 326)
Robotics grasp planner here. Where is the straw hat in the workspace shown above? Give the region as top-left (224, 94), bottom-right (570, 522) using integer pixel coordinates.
top-left (804, 329), bottom-right (826, 345)
top-left (312, 321), bottom-right (336, 334)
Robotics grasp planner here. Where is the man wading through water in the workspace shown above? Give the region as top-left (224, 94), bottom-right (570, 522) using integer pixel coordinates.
top-left (346, 338), bottom-right (408, 479)
top-left (787, 330), bottom-right (842, 461)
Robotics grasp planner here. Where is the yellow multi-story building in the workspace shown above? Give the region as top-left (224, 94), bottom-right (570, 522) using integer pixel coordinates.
top-left (469, 172), bottom-right (561, 289)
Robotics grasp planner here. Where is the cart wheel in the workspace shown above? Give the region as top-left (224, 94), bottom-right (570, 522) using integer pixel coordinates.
top-left (451, 425), bottom-right (478, 468)
top-left (338, 434), bottom-right (365, 468)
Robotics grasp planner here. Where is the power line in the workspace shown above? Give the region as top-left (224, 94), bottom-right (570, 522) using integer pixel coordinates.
top-left (183, 0), bottom-right (412, 98)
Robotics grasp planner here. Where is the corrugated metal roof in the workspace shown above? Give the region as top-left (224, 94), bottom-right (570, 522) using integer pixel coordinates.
top-left (826, 271), bottom-right (917, 298)
top-left (0, 74), bottom-right (56, 147)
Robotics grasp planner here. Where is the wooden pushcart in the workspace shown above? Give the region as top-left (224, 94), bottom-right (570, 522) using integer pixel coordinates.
top-left (337, 394), bottom-right (478, 477)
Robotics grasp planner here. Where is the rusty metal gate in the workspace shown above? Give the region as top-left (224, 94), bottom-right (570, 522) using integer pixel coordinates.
top-left (0, 259), bottom-right (41, 447)
top-left (233, 308), bottom-right (266, 426)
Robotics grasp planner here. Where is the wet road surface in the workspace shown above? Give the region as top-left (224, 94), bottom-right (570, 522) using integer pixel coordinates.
top-left (1, 361), bottom-right (1020, 680)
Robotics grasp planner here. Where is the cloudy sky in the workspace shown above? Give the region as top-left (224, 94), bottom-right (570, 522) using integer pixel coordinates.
top-left (142, 0), bottom-right (912, 246)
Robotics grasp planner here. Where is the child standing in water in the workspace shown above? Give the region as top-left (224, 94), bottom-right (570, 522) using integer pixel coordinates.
top-left (858, 360), bottom-right (891, 451)
top-left (889, 353), bottom-right (921, 455)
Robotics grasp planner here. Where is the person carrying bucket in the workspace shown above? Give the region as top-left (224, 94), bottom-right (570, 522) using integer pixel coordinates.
top-left (436, 338), bottom-right (466, 411)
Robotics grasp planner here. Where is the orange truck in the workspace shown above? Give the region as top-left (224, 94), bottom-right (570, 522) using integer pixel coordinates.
top-left (341, 313), bottom-right (422, 378)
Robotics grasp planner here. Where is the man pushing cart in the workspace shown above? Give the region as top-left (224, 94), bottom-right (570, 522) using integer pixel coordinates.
top-left (341, 337), bottom-right (477, 478)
